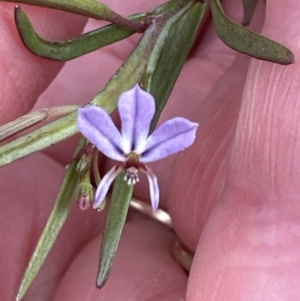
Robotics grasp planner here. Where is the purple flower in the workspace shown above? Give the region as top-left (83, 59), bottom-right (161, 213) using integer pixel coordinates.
top-left (77, 84), bottom-right (198, 210)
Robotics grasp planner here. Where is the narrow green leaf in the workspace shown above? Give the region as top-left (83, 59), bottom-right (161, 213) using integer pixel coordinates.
top-left (14, 6), bottom-right (143, 61)
top-left (210, 0), bottom-right (294, 65)
top-left (0, 110), bottom-right (47, 142)
top-left (2, 0), bottom-right (145, 32)
top-left (16, 138), bottom-right (85, 301)
top-left (0, 105), bottom-right (78, 142)
top-left (149, 2), bottom-right (206, 130)
top-left (241, 0), bottom-right (260, 26)
top-left (0, 111), bottom-right (78, 167)
top-left (97, 173), bottom-right (133, 288)
top-left (142, 1), bottom-right (195, 88)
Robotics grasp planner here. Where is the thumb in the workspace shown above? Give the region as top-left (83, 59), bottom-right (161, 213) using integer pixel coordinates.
top-left (188, 0), bottom-right (300, 300)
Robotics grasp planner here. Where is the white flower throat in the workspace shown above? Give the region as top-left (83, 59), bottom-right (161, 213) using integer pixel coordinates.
top-left (123, 152), bottom-right (143, 185)
top-left (124, 167), bottom-right (139, 185)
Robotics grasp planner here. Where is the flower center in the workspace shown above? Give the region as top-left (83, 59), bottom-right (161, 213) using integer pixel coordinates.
top-left (124, 167), bottom-right (139, 185)
top-left (125, 151), bottom-right (140, 161)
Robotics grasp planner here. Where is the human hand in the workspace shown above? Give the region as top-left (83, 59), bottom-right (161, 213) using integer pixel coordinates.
top-left (0, 0), bottom-right (299, 300)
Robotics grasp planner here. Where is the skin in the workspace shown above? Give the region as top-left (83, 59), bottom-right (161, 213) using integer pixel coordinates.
top-left (0, 0), bottom-right (300, 300)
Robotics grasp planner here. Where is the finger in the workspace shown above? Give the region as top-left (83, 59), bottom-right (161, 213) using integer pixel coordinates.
top-left (52, 216), bottom-right (187, 301)
top-left (0, 3), bottom-right (87, 124)
top-left (188, 0), bottom-right (300, 299)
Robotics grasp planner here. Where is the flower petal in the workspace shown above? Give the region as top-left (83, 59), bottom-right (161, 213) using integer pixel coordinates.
top-left (142, 166), bottom-right (159, 211)
top-left (118, 84), bottom-right (155, 154)
top-left (78, 107), bottom-right (125, 161)
top-left (140, 117), bottom-right (199, 163)
top-left (93, 165), bottom-right (123, 209)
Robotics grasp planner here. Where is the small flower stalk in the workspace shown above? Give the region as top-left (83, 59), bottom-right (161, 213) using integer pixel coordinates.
top-left (76, 144), bottom-right (96, 211)
top-left (78, 84), bottom-right (198, 210)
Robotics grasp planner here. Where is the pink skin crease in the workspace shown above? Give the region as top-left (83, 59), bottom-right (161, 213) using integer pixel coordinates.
top-left (77, 84), bottom-right (199, 210)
